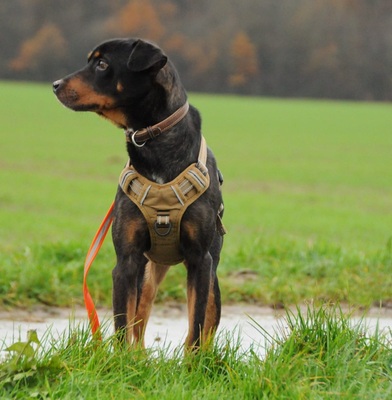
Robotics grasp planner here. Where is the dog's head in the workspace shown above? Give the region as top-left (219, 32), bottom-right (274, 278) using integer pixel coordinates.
top-left (53, 38), bottom-right (168, 128)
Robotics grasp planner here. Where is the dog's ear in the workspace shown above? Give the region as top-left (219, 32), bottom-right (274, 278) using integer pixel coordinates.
top-left (127, 40), bottom-right (167, 73)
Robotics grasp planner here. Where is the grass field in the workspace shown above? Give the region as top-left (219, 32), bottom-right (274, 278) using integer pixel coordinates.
top-left (0, 81), bottom-right (392, 308)
top-left (1, 82), bottom-right (392, 398)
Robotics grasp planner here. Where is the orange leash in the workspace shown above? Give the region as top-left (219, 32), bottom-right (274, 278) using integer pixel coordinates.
top-left (83, 201), bottom-right (115, 339)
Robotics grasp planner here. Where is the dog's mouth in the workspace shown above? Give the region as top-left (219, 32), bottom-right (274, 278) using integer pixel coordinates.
top-left (55, 89), bottom-right (90, 111)
top-left (55, 89), bottom-right (116, 112)
top-left (55, 87), bottom-right (128, 128)
top-left (53, 78), bottom-right (116, 112)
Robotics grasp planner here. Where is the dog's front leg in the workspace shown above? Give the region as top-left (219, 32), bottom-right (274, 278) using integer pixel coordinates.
top-left (185, 252), bottom-right (213, 349)
top-left (133, 261), bottom-right (170, 347)
top-left (112, 254), bottom-right (144, 345)
top-left (203, 233), bottom-right (222, 340)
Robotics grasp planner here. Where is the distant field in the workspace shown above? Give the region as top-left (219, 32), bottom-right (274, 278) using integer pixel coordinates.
top-left (0, 81), bottom-right (391, 308)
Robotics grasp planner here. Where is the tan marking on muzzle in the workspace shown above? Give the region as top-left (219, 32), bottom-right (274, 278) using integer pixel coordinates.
top-left (59, 77), bottom-right (116, 110)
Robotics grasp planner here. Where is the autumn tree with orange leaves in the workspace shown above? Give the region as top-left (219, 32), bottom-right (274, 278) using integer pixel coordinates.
top-left (229, 32), bottom-right (259, 88)
top-left (9, 24), bottom-right (67, 77)
top-left (106, 0), bottom-right (165, 42)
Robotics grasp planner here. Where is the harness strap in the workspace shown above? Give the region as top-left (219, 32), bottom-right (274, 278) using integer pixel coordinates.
top-left (83, 201), bottom-right (115, 338)
top-left (122, 136), bottom-right (208, 200)
top-left (198, 133), bottom-right (207, 166)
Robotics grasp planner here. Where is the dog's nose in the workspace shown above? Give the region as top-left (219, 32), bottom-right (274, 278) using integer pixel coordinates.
top-left (52, 79), bottom-right (63, 93)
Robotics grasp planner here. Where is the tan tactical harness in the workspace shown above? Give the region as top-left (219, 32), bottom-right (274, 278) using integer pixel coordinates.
top-left (119, 136), bottom-right (212, 265)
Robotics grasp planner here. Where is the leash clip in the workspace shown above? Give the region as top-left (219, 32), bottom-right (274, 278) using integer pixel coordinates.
top-left (154, 221), bottom-right (172, 236)
top-left (155, 212), bottom-right (172, 236)
top-left (131, 130), bottom-right (147, 148)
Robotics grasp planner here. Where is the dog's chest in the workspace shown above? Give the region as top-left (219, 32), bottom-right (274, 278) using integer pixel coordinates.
top-left (151, 173), bottom-right (165, 184)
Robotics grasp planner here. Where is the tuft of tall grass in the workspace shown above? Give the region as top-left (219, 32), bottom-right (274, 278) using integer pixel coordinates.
top-left (1, 304), bottom-right (391, 399)
top-left (252, 304), bottom-right (392, 398)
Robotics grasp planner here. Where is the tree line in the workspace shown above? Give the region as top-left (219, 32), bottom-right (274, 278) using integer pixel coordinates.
top-left (1, 0), bottom-right (392, 100)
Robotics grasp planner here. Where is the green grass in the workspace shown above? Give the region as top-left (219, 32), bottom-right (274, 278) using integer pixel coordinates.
top-left (0, 81), bottom-right (392, 308)
top-left (1, 305), bottom-right (391, 399)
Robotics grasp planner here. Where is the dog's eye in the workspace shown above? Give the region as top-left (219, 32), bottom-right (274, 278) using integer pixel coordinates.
top-left (96, 60), bottom-right (109, 71)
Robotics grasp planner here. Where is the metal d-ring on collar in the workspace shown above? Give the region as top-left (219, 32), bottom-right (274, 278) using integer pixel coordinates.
top-left (131, 130), bottom-right (146, 147)
top-left (125, 101), bottom-right (189, 147)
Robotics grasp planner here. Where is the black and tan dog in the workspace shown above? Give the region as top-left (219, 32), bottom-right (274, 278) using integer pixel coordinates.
top-left (53, 38), bottom-right (225, 349)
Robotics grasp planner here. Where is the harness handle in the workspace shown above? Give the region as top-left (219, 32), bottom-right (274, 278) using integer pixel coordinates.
top-left (83, 201), bottom-right (115, 339)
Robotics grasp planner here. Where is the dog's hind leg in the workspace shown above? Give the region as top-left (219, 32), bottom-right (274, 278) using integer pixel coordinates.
top-left (133, 261), bottom-right (170, 347)
top-left (185, 252), bottom-right (213, 349)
